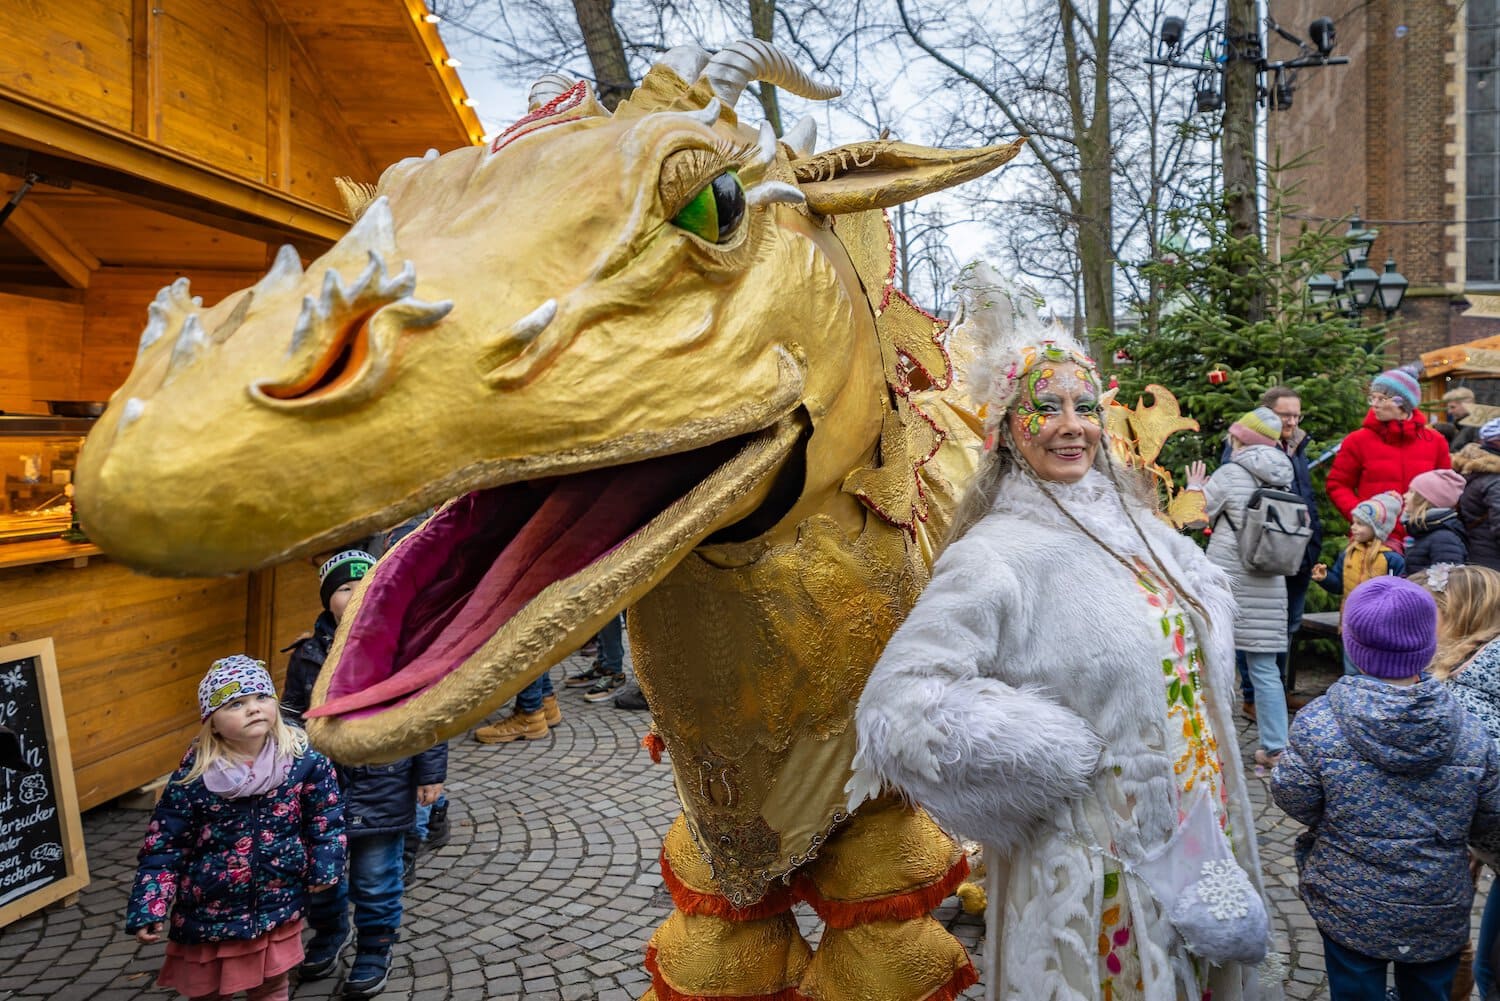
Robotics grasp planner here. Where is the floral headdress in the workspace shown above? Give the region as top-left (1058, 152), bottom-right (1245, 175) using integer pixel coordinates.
top-left (949, 262), bottom-right (1100, 450)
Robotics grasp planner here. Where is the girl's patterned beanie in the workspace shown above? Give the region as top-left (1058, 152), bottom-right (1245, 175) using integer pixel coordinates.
top-left (198, 655), bottom-right (275, 720)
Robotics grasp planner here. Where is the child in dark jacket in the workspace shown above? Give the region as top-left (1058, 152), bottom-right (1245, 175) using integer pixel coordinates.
top-left (1272, 577), bottom-right (1500, 1001)
top-left (1456, 420), bottom-right (1500, 571)
top-left (281, 549), bottom-right (448, 998)
top-left (1403, 469), bottom-right (1469, 576)
top-left (126, 656), bottom-right (345, 1001)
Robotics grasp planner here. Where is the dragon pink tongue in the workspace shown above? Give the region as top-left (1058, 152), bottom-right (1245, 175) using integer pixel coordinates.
top-left (313, 450), bottom-right (720, 718)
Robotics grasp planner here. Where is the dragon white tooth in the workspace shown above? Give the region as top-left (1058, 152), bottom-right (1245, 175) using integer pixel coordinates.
top-left (785, 117), bottom-right (817, 157)
top-left (290, 295), bottom-right (320, 354)
top-left (256, 244), bottom-right (304, 296)
top-left (381, 261), bottom-right (417, 299)
top-left (343, 195), bottom-right (397, 258)
top-left (511, 299), bottom-right (557, 343)
top-left (423, 148), bottom-right (440, 160)
top-left (168, 315), bottom-right (207, 374)
top-left (746, 181), bottom-right (806, 208)
top-left (752, 121), bottom-right (778, 167)
top-left (118, 397), bottom-right (145, 432)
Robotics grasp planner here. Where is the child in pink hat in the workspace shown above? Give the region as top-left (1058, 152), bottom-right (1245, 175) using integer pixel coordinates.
top-left (1404, 469), bottom-right (1469, 575)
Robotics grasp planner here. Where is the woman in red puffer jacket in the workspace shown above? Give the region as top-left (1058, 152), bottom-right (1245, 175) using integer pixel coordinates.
top-left (1327, 370), bottom-right (1451, 549)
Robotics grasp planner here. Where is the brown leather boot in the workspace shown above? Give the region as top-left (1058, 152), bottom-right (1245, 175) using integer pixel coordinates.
top-left (541, 694), bottom-right (562, 727)
top-left (473, 709), bottom-right (548, 743)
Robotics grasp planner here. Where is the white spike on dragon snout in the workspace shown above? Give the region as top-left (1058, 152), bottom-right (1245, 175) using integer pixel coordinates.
top-left (289, 250), bottom-right (425, 355)
top-left (511, 299), bottom-right (557, 344)
top-left (137, 277), bottom-right (203, 356)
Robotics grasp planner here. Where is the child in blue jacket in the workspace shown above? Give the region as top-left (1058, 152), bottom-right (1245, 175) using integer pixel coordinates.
top-left (281, 549), bottom-right (447, 998)
top-left (1272, 577), bottom-right (1500, 1000)
top-left (126, 656), bottom-right (345, 1001)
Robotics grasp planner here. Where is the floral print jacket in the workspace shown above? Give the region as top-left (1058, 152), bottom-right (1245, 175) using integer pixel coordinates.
top-left (125, 747), bottom-right (345, 944)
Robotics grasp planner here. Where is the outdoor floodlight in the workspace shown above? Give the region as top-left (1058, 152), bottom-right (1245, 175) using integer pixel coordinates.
top-left (1309, 17), bottom-right (1336, 57)
top-left (1160, 16), bottom-right (1185, 50)
top-left (1195, 87), bottom-right (1223, 113)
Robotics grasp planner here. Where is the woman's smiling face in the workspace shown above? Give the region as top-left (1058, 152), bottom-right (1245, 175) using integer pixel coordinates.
top-left (1009, 362), bottom-right (1103, 483)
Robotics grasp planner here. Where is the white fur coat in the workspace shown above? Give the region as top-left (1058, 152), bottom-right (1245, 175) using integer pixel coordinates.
top-left (849, 469), bottom-right (1282, 1001)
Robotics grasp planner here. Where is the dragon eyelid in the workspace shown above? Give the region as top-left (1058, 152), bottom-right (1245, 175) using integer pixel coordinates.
top-left (658, 141), bottom-right (757, 219)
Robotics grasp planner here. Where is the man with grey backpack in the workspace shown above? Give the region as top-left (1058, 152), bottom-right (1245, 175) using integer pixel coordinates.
top-left (1201, 407), bottom-right (1301, 767)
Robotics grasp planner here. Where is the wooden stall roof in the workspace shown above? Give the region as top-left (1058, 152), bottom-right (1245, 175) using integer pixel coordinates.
top-left (1422, 335), bottom-right (1500, 380)
top-left (0, 0), bottom-right (483, 260)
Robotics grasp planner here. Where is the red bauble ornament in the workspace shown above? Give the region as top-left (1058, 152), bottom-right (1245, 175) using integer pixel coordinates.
top-left (1207, 369), bottom-right (1228, 385)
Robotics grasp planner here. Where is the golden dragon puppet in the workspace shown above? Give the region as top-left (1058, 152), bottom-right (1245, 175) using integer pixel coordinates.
top-left (76, 42), bottom-right (1027, 1000)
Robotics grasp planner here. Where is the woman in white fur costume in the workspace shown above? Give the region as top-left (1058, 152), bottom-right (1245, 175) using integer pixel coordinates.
top-left (847, 264), bottom-right (1282, 1001)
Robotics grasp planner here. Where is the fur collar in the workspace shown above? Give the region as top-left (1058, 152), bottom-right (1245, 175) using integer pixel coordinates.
top-left (1456, 442), bottom-right (1500, 476)
top-left (991, 467), bottom-right (1164, 561)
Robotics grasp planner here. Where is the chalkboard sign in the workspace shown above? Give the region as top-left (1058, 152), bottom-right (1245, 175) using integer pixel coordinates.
top-left (0, 639), bottom-right (88, 926)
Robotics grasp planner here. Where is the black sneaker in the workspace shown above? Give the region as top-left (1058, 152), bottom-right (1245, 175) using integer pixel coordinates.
top-left (564, 662), bottom-right (609, 688)
top-left (299, 925), bottom-right (352, 981)
top-left (583, 673), bottom-right (626, 702)
top-left (424, 802), bottom-right (451, 851)
top-left (344, 933), bottom-right (396, 998)
top-left (613, 682), bottom-right (648, 711)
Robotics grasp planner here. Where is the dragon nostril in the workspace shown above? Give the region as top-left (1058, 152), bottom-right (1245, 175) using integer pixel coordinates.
top-left (259, 311), bottom-right (374, 401)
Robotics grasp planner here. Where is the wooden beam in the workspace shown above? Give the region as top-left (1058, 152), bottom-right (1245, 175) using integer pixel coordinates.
top-left (265, 22), bottom-right (291, 191)
top-left (257, 0), bottom-right (379, 182)
top-left (130, 0), bottom-right (161, 141)
top-left (0, 90), bottom-right (350, 243)
top-left (3, 198), bottom-right (100, 288)
top-left (245, 568), bottom-right (275, 663)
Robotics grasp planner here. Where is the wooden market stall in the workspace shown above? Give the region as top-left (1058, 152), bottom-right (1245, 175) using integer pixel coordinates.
top-left (0, 0), bottom-right (482, 839)
top-left (1421, 335), bottom-right (1500, 427)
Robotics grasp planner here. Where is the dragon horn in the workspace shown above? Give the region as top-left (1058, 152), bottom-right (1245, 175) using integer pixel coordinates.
top-left (698, 39), bottom-right (840, 108)
top-left (527, 73), bottom-right (584, 111)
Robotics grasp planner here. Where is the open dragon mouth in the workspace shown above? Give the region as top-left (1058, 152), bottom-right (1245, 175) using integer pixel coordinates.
top-left (306, 411), bottom-right (805, 727)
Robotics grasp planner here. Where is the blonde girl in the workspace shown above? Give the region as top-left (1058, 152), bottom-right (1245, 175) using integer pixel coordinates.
top-left (1411, 564), bottom-right (1500, 1001)
top-left (125, 656), bottom-right (345, 1001)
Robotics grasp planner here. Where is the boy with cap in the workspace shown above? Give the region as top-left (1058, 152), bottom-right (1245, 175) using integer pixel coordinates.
top-left (282, 549), bottom-right (448, 998)
top-left (1272, 576), bottom-right (1500, 1000)
top-left (1327, 368), bottom-right (1451, 550)
top-left (1313, 491), bottom-right (1407, 674)
top-left (1442, 386), bottom-right (1480, 452)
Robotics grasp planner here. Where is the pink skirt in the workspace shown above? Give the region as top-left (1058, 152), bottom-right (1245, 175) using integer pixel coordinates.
top-left (157, 918), bottom-right (304, 998)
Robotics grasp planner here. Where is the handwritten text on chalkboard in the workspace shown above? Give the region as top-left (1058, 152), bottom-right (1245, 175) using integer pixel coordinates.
top-left (0, 656), bottom-right (67, 908)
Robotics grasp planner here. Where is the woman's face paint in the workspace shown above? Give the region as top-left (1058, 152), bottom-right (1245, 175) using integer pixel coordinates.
top-left (1009, 360), bottom-right (1103, 484)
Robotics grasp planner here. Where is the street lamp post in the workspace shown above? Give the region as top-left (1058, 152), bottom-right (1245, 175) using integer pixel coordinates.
top-left (1149, 8), bottom-right (1347, 324)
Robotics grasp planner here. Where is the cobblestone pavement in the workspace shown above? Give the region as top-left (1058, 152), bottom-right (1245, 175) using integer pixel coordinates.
top-left (0, 653), bottom-right (1488, 1000)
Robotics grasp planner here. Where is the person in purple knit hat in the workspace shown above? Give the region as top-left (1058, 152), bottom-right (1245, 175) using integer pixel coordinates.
top-left (1273, 576), bottom-right (1500, 1000)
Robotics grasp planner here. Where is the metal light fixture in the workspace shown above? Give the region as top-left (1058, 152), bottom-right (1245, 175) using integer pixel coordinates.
top-left (1160, 15), bottom-right (1186, 50)
top-left (1345, 263), bottom-right (1380, 309)
top-left (1344, 214), bottom-right (1377, 267)
top-left (1307, 272), bottom-right (1337, 306)
top-left (1374, 257), bottom-right (1409, 316)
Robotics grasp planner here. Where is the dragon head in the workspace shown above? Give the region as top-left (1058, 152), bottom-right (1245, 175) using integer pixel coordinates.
top-left (75, 42), bottom-right (1021, 761)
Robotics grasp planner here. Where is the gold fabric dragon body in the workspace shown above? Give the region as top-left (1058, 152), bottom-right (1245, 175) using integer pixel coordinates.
top-left (76, 43), bottom-right (1024, 999)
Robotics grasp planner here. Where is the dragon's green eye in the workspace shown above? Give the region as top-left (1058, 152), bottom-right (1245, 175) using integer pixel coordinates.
top-left (671, 171), bottom-right (746, 243)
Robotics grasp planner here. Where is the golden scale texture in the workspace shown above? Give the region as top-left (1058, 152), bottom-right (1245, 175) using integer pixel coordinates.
top-left (649, 910), bottom-right (811, 996)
